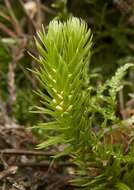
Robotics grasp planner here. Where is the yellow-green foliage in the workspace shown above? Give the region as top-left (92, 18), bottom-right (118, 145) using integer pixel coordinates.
top-left (33, 17), bottom-right (134, 190)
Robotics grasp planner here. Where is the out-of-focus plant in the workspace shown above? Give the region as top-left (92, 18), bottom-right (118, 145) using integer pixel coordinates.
top-left (0, 0), bottom-right (55, 125)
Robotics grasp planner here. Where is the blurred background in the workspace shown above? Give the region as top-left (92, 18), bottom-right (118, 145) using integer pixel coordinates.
top-left (0, 0), bottom-right (134, 189)
top-left (0, 0), bottom-right (134, 126)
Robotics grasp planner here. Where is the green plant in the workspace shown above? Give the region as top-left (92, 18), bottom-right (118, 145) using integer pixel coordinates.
top-left (32, 17), bottom-right (134, 189)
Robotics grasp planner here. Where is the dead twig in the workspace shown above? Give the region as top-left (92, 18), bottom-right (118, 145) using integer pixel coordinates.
top-left (7, 38), bottom-right (27, 117)
top-left (0, 149), bottom-right (55, 156)
top-left (36, 0), bottom-right (43, 30)
top-left (0, 95), bottom-right (11, 124)
top-left (41, 4), bottom-right (56, 15)
top-left (18, 161), bottom-right (74, 168)
top-left (0, 23), bottom-right (16, 38)
top-left (7, 62), bottom-right (16, 115)
top-left (4, 0), bottom-right (22, 35)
